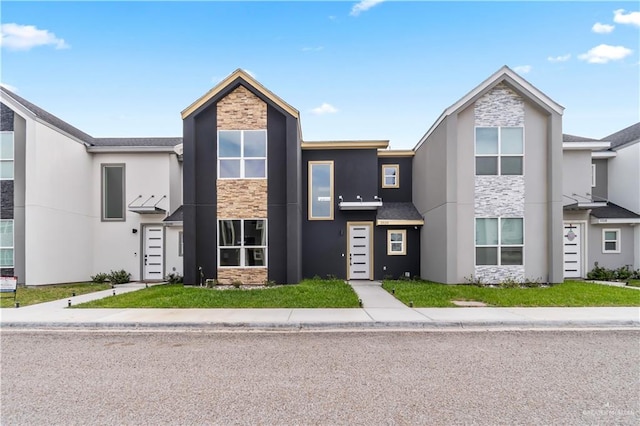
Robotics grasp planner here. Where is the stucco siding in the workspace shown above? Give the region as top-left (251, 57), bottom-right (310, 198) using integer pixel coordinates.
top-left (562, 150), bottom-right (592, 207)
top-left (588, 224), bottom-right (635, 271)
top-left (608, 143), bottom-right (640, 215)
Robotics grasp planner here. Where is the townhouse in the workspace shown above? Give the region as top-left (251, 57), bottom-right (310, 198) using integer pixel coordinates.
top-left (1, 67), bottom-right (637, 286)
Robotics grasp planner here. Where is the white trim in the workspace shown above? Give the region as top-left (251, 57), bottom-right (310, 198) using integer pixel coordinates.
top-left (217, 129), bottom-right (268, 180)
top-left (591, 217), bottom-right (640, 225)
top-left (592, 151), bottom-right (616, 159)
top-left (474, 217), bottom-right (525, 266)
top-left (563, 220), bottom-right (588, 278)
top-left (0, 219), bottom-right (14, 269)
top-left (562, 142), bottom-right (611, 151)
top-left (602, 228), bottom-right (621, 254)
top-left (474, 126), bottom-right (525, 176)
top-left (217, 219), bottom-right (268, 268)
top-left (87, 146), bottom-right (178, 153)
top-left (591, 164), bottom-right (596, 188)
top-left (414, 66), bottom-right (564, 151)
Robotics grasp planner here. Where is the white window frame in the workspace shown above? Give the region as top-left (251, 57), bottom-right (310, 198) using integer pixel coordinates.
top-left (602, 228), bottom-right (620, 254)
top-left (591, 164), bottom-right (596, 188)
top-left (217, 219), bottom-right (268, 268)
top-left (387, 229), bottom-right (406, 255)
top-left (475, 217), bottom-right (524, 266)
top-left (101, 164), bottom-right (126, 222)
top-left (308, 161), bottom-right (334, 221)
top-left (0, 219), bottom-right (14, 269)
top-left (217, 129), bottom-right (267, 179)
top-left (0, 131), bottom-right (14, 181)
top-left (475, 126), bottom-right (524, 176)
top-left (178, 231), bottom-right (184, 257)
top-left (382, 164), bottom-right (399, 188)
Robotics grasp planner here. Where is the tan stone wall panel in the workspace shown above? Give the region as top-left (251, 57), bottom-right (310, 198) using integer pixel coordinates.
top-left (217, 180), bottom-right (267, 218)
top-left (217, 85), bottom-right (267, 130)
top-left (218, 268), bottom-right (267, 285)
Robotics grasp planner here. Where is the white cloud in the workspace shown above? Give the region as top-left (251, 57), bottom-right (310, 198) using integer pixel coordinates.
top-left (513, 65), bottom-right (532, 74)
top-left (547, 54), bottom-right (571, 63)
top-left (592, 22), bottom-right (615, 33)
top-left (350, 0), bottom-right (385, 17)
top-left (614, 9), bottom-right (640, 27)
top-left (0, 23), bottom-right (69, 51)
top-left (578, 44), bottom-right (633, 64)
top-left (302, 46), bottom-right (324, 52)
top-left (0, 83), bottom-right (18, 92)
top-left (311, 103), bottom-right (338, 115)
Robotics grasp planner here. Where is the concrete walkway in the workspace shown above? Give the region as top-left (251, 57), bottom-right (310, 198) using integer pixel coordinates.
top-left (0, 282), bottom-right (638, 330)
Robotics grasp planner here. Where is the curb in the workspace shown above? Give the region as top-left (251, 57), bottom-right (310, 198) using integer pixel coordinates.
top-left (2, 320), bottom-right (639, 331)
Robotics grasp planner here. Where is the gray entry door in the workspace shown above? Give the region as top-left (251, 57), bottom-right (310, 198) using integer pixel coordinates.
top-left (348, 223), bottom-right (372, 280)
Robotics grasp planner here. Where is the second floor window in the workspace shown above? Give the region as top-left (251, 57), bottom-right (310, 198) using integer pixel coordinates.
top-left (218, 130), bottom-right (267, 179)
top-left (0, 132), bottom-right (14, 180)
top-left (475, 127), bottom-right (523, 176)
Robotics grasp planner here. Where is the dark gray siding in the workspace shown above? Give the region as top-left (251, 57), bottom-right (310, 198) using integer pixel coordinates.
top-left (1, 181), bottom-right (13, 219)
top-left (374, 226), bottom-right (421, 279)
top-left (378, 156), bottom-right (413, 202)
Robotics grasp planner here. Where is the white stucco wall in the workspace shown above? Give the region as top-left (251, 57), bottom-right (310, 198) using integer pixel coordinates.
top-left (91, 153), bottom-right (175, 281)
top-left (608, 143), bottom-right (640, 215)
top-left (24, 121), bottom-right (94, 285)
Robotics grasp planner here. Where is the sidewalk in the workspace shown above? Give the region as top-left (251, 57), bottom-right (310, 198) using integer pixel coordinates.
top-left (0, 282), bottom-right (638, 330)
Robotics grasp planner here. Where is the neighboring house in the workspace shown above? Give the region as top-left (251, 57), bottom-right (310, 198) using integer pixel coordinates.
top-left (562, 123), bottom-right (640, 277)
top-left (0, 89), bottom-right (183, 286)
top-left (1, 67), bottom-right (637, 286)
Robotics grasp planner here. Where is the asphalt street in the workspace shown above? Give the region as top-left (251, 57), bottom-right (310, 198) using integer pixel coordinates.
top-left (1, 329), bottom-right (638, 425)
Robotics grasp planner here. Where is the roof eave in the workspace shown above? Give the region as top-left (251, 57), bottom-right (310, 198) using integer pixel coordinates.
top-left (86, 146), bottom-right (178, 153)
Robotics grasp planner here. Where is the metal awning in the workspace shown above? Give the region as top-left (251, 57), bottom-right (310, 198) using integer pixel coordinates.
top-left (338, 195), bottom-right (383, 210)
top-left (128, 195), bottom-right (166, 214)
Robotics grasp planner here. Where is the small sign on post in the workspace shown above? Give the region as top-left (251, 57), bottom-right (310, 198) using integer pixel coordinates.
top-left (0, 276), bottom-right (17, 301)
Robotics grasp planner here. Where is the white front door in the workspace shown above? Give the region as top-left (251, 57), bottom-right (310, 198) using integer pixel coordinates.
top-left (563, 223), bottom-right (582, 278)
top-left (143, 225), bottom-right (164, 281)
top-left (348, 223), bottom-right (372, 280)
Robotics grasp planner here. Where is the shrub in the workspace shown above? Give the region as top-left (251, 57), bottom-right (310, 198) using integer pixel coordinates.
top-left (264, 279), bottom-right (277, 287)
top-left (165, 273), bottom-right (183, 284)
top-left (205, 279), bottom-right (218, 288)
top-left (499, 277), bottom-right (521, 288)
top-left (231, 280), bottom-right (242, 288)
top-left (108, 269), bottom-right (131, 284)
top-left (463, 275), bottom-right (484, 286)
top-left (91, 272), bottom-right (109, 284)
top-left (586, 263), bottom-right (640, 281)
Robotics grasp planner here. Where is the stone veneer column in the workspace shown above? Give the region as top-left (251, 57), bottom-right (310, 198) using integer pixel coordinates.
top-left (217, 85), bottom-right (268, 284)
top-left (474, 83), bottom-right (525, 283)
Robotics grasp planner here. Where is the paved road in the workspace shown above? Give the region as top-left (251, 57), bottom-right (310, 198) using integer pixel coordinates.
top-left (1, 330), bottom-right (638, 425)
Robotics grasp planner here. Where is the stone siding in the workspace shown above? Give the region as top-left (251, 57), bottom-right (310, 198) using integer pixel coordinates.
top-left (217, 85), bottom-right (267, 130)
top-left (218, 268), bottom-right (267, 285)
top-left (217, 179), bottom-right (267, 218)
top-left (474, 83), bottom-right (526, 283)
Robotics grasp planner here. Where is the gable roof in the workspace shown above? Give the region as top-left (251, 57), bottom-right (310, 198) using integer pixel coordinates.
top-left (181, 69), bottom-right (299, 120)
top-left (1, 86), bottom-right (94, 144)
top-left (602, 122), bottom-right (640, 149)
top-left (414, 66), bottom-right (564, 151)
top-left (563, 134), bottom-right (599, 143)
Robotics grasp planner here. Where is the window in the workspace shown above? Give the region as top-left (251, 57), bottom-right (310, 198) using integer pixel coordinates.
top-left (0, 132), bottom-right (14, 180)
top-left (308, 161), bottom-right (334, 220)
top-left (475, 127), bottom-right (523, 175)
top-left (476, 218), bottom-right (523, 265)
top-left (218, 219), bottom-right (267, 267)
top-left (382, 164), bottom-right (399, 188)
top-left (178, 231), bottom-right (184, 257)
top-left (602, 229), bottom-right (620, 253)
top-left (218, 130), bottom-right (267, 179)
top-left (591, 164), bottom-right (596, 188)
top-left (101, 164), bottom-right (125, 221)
top-left (387, 230), bottom-right (406, 255)
top-left (0, 219), bottom-right (13, 268)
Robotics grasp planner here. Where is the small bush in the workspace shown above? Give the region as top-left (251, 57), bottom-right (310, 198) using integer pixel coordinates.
top-left (499, 277), bottom-right (521, 288)
top-left (264, 279), bottom-right (277, 287)
top-left (108, 269), bottom-right (131, 284)
top-left (586, 263), bottom-right (640, 281)
top-left (91, 272), bottom-right (109, 284)
top-left (165, 273), bottom-right (183, 284)
top-left (523, 277), bottom-right (543, 288)
top-left (231, 280), bottom-right (242, 289)
top-left (464, 275), bottom-right (484, 286)
top-left (205, 279), bottom-right (218, 288)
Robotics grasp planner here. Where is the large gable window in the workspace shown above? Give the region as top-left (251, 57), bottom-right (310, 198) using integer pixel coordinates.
top-left (218, 130), bottom-right (267, 179)
top-left (308, 161), bottom-right (334, 220)
top-left (218, 219), bottom-right (267, 267)
top-left (476, 217), bottom-right (523, 265)
top-left (476, 127), bottom-right (523, 176)
top-left (101, 164), bottom-right (125, 221)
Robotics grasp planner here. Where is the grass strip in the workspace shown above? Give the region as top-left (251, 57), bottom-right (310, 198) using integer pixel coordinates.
top-left (382, 280), bottom-right (640, 307)
top-left (75, 279), bottom-right (359, 308)
top-left (1, 283), bottom-right (111, 308)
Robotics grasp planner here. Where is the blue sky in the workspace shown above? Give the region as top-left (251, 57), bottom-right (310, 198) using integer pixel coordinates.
top-left (1, 1), bottom-right (638, 149)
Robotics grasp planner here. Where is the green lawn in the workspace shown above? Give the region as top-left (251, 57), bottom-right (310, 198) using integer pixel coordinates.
top-left (382, 280), bottom-right (640, 307)
top-left (627, 280), bottom-right (640, 288)
top-left (0, 283), bottom-right (111, 308)
top-left (75, 279), bottom-right (360, 308)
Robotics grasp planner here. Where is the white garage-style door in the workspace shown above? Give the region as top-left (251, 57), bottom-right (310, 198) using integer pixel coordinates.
top-left (348, 222), bottom-right (372, 280)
